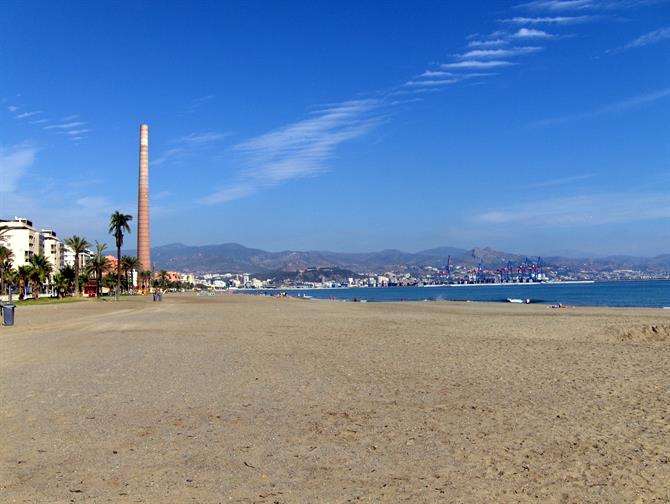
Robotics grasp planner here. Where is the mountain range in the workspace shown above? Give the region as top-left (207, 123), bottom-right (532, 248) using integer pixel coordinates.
top-left (126, 243), bottom-right (670, 274)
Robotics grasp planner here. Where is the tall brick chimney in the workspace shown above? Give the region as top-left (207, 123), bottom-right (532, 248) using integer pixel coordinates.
top-left (137, 124), bottom-right (151, 273)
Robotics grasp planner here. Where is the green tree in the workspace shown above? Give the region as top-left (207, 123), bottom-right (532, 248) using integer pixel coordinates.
top-left (139, 270), bottom-right (152, 291)
top-left (52, 272), bottom-right (70, 299)
top-left (61, 265), bottom-right (76, 295)
top-left (109, 211), bottom-right (133, 301)
top-left (87, 241), bottom-right (109, 297)
top-left (157, 269), bottom-right (169, 289)
top-left (0, 245), bottom-right (13, 295)
top-left (121, 255), bottom-right (140, 292)
top-left (64, 235), bottom-right (90, 297)
top-left (16, 265), bottom-right (31, 300)
top-left (28, 254), bottom-right (53, 299)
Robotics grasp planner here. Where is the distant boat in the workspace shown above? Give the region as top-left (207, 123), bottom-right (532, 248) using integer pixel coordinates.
top-left (507, 298), bottom-right (531, 304)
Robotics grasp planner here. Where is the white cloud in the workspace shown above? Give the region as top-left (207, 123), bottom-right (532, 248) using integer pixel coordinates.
top-left (504, 15), bottom-right (592, 23)
top-left (43, 121), bottom-right (85, 130)
top-left (419, 70), bottom-right (456, 77)
top-left (441, 60), bottom-right (516, 69)
top-left (0, 143), bottom-right (37, 193)
top-left (16, 111), bottom-right (42, 119)
top-left (474, 192), bottom-right (670, 226)
top-left (199, 183), bottom-right (257, 204)
top-left (519, 0), bottom-right (665, 10)
top-left (404, 79), bottom-right (458, 87)
top-left (623, 25), bottom-right (670, 49)
top-left (7, 105), bottom-right (19, 112)
top-left (517, 0), bottom-right (594, 11)
top-left (512, 28), bottom-right (556, 38)
top-left (525, 173), bottom-right (597, 188)
top-left (154, 131), bottom-right (229, 165)
top-left (467, 39), bottom-right (509, 48)
top-left (177, 132), bottom-right (229, 145)
top-left (458, 46), bottom-right (542, 58)
top-left (200, 99), bottom-right (382, 204)
top-left (530, 87), bottom-right (670, 126)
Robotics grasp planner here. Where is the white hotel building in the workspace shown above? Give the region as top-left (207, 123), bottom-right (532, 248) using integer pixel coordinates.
top-left (0, 218), bottom-right (68, 275)
top-left (0, 217), bottom-right (42, 268)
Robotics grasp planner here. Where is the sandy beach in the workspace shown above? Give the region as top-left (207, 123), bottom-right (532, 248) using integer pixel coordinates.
top-left (1, 294), bottom-right (669, 503)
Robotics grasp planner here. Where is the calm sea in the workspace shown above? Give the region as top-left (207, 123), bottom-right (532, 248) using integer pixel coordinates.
top-left (249, 280), bottom-right (670, 308)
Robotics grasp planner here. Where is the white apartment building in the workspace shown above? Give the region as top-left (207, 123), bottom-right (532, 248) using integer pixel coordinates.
top-left (0, 217), bottom-right (42, 268)
top-left (63, 245), bottom-right (91, 271)
top-left (41, 229), bottom-right (64, 274)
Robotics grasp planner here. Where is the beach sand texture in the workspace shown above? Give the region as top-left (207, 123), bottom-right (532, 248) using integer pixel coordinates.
top-left (2, 294), bottom-right (669, 503)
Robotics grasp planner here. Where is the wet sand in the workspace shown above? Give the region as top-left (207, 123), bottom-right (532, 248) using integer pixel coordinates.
top-left (1, 294), bottom-right (669, 503)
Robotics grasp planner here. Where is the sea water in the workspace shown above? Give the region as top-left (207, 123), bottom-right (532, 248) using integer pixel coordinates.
top-left (250, 280), bottom-right (670, 308)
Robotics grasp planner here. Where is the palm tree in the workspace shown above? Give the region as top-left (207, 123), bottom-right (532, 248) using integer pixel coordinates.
top-left (139, 269), bottom-right (152, 292)
top-left (0, 245), bottom-right (13, 295)
top-left (158, 269), bottom-right (169, 289)
top-left (64, 235), bottom-right (90, 297)
top-left (52, 273), bottom-right (70, 299)
top-left (87, 241), bottom-right (108, 298)
top-left (61, 265), bottom-right (76, 295)
top-left (28, 254), bottom-right (53, 299)
top-left (4, 268), bottom-right (18, 296)
top-left (109, 211), bottom-right (133, 301)
top-left (16, 265), bottom-right (31, 300)
top-left (121, 255), bottom-right (141, 292)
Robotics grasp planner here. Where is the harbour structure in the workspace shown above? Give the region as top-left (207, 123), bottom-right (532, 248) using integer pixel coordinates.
top-left (137, 124), bottom-right (151, 273)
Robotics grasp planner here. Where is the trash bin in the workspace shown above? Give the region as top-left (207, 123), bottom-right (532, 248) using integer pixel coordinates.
top-left (2, 304), bottom-right (15, 326)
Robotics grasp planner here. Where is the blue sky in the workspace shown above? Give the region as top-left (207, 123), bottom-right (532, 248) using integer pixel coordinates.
top-left (1, 0), bottom-right (668, 256)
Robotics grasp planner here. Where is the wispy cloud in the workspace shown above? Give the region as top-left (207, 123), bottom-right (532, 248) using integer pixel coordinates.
top-left (474, 192), bottom-right (670, 226)
top-left (0, 143), bottom-right (38, 193)
top-left (404, 79), bottom-right (458, 87)
top-left (503, 15), bottom-right (592, 23)
top-left (518, 0), bottom-right (666, 10)
top-left (185, 94), bottom-right (215, 113)
top-left (154, 131), bottom-right (230, 165)
top-left (16, 111), bottom-right (42, 119)
top-left (404, 72), bottom-right (494, 87)
top-left (419, 70), bottom-right (456, 77)
top-left (457, 46), bottom-right (543, 58)
top-left (43, 121), bottom-right (86, 130)
top-left (177, 132), bottom-right (229, 145)
top-left (200, 99), bottom-right (382, 204)
top-left (623, 25), bottom-right (670, 49)
top-left (511, 28), bottom-right (556, 38)
top-left (441, 60), bottom-right (516, 69)
top-left (530, 87), bottom-right (670, 126)
top-left (517, 0), bottom-right (594, 11)
top-left (525, 172), bottom-right (597, 188)
top-left (467, 38), bottom-right (509, 47)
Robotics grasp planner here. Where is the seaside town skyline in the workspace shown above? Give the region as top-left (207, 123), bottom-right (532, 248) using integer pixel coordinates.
top-left (1, 1), bottom-right (669, 257)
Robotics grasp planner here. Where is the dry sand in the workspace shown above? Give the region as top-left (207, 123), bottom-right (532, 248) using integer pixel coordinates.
top-left (1, 293), bottom-right (669, 503)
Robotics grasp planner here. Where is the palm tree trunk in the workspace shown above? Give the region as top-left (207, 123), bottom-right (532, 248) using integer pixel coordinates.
top-left (116, 245), bottom-right (121, 301)
top-left (74, 254), bottom-right (80, 296)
